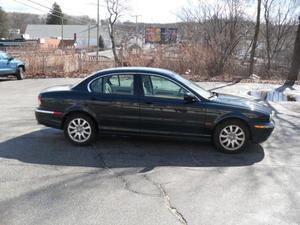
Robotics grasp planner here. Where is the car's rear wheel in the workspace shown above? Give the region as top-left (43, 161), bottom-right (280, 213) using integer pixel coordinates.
top-left (64, 113), bottom-right (97, 146)
top-left (213, 119), bottom-right (250, 154)
top-left (16, 67), bottom-right (24, 80)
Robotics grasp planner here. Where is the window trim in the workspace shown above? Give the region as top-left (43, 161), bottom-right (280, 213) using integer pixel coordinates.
top-left (88, 73), bottom-right (135, 96)
top-left (142, 74), bottom-right (190, 101)
top-left (87, 72), bottom-right (201, 102)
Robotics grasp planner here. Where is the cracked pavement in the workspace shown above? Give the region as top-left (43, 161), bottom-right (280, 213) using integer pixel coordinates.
top-left (0, 78), bottom-right (299, 225)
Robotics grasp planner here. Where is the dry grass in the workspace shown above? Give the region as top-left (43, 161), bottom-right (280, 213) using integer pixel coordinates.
top-left (8, 47), bottom-right (113, 78)
top-left (6, 45), bottom-right (291, 81)
top-left (123, 43), bottom-right (252, 81)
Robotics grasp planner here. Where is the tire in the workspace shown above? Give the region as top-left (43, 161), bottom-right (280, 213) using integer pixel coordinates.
top-left (16, 67), bottom-right (24, 80)
top-left (213, 119), bottom-right (250, 154)
top-left (63, 113), bottom-right (97, 146)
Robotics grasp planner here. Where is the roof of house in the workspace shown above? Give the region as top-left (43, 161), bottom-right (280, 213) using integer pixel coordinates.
top-left (25, 24), bottom-right (109, 40)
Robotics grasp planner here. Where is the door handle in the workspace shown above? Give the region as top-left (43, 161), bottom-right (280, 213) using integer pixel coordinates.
top-left (144, 101), bottom-right (153, 105)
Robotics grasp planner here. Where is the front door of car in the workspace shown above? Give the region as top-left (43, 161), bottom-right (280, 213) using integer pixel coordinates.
top-left (138, 74), bottom-right (207, 137)
top-left (88, 74), bottom-right (140, 133)
top-left (0, 52), bottom-right (14, 75)
top-left (0, 56), bottom-right (7, 75)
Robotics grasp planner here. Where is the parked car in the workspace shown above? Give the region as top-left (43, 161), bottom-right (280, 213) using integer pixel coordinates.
top-left (35, 67), bottom-right (275, 153)
top-left (0, 51), bottom-right (25, 80)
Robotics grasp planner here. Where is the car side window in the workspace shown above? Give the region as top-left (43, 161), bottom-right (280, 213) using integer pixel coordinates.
top-left (90, 74), bottom-right (134, 95)
top-left (142, 75), bottom-right (187, 100)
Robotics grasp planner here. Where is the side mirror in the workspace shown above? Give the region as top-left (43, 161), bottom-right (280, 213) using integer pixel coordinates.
top-left (184, 93), bottom-right (197, 103)
top-left (8, 57), bottom-right (14, 61)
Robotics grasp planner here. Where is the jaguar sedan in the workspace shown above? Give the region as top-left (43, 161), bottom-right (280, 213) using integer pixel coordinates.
top-left (35, 67), bottom-right (275, 153)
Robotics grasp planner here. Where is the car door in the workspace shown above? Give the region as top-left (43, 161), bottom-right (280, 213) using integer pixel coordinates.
top-left (0, 52), bottom-right (14, 75)
top-left (0, 53), bottom-right (6, 75)
top-left (138, 74), bottom-right (207, 137)
top-left (87, 73), bottom-right (140, 133)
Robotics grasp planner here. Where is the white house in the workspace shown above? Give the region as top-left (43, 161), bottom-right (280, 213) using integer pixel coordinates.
top-left (25, 24), bottom-right (111, 49)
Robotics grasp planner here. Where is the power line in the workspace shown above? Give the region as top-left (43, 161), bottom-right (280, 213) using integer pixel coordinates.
top-left (24, 0), bottom-right (90, 24)
top-left (39, 0), bottom-right (97, 18)
top-left (12, 0), bottom-right (91, 25)
top-left (25, 0), bottom-right (94, 24)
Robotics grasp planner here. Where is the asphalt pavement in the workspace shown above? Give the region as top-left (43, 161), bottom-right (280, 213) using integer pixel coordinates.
top-left (0, 78), bottom-right (299, 225)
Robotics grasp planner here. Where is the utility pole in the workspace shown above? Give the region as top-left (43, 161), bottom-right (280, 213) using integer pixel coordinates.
top-left (61, 16), bottom-right (64, 49)
top-left (132, 14), bottom-right (141, 44)
top-left (96, 0), bottom-right (100, 61)
top-left (88, 24), bottom-right (91, 49)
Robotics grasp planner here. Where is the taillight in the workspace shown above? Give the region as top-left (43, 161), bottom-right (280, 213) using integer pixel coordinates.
top-left (38, 95), bottom-right (42, 106)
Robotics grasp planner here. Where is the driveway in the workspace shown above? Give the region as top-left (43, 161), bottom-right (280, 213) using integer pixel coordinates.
top-left (0, 78), bottom-right (299, 225)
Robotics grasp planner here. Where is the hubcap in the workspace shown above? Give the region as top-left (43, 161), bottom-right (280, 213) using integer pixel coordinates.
top-left (219, 125), bottom-right (245, 151)
top-left (67, 118), bottom-right (91, 143)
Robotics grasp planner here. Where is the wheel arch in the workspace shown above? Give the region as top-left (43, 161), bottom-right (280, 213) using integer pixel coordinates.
top-left (18, 64), bottom-right (25, 72)
top-left (61, 110), bottom-right (99, 131)
top-left (212, 114), bottom-right (252, 141)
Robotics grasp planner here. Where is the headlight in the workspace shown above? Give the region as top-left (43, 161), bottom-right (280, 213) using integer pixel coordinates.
top-left (270, 111), bottom-right (275, 122)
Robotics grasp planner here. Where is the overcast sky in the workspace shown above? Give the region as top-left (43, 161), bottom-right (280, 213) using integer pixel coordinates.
top-left (0, 0), bottom-right (194, 23)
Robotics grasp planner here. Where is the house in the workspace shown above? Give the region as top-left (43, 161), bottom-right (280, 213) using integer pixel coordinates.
top-left (25, 24), bottom-right (111, 49)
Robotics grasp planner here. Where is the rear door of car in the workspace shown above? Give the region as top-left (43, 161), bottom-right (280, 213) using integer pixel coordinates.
top-left (87, 73), bottom-right (140, 133)
top-left (137, 74), bottom-right (207, 137)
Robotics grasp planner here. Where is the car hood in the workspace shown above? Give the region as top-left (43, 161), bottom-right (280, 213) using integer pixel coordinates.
top-left (211, 93), bottom-right (272, 114)
top-left (11, 58), bottom-right (24, 65)
top-left (41, 85), bottom-right (72, 93)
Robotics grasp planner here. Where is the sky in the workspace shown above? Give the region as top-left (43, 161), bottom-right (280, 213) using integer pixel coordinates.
top-left (0, 0), bottom-right (191, 23)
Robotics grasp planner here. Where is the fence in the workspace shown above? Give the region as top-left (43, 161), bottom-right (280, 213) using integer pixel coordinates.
top-left (8, 47), bottom-right (114, 78)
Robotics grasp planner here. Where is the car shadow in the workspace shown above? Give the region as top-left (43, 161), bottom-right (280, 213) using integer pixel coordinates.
top-left (0, 76), bottom-right (17, 82)
top-left (0, 128), bottom-right (265, 169)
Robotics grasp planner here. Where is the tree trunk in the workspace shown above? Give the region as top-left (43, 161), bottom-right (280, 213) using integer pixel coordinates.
top-left (286, 17), bottom-right (300, 85)
top-left (264, 2), bottom-right (271, 75)
top-left (249, 0), bottom-right (262, 76)
top-left (109, 26), bottom-right (121, 65)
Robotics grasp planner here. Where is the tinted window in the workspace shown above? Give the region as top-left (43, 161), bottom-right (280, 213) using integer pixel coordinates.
top-left (90, 74), bottom-right (134, 95)
top-left (142, 75), bottom-right (187, 100)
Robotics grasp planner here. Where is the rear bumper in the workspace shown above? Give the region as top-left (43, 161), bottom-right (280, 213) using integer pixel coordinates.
top-left (251, 121), bottom-right (275, 144)
top-left (35, 109), bottom-right (64, 129)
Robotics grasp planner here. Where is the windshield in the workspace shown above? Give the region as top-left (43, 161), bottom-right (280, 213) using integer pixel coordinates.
top-left (173, 73), bottom-right (213, 99)
top-left (0, 52), bottom-right (11, 59)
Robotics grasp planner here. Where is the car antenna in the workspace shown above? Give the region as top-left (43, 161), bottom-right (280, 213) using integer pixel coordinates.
top-left (208, 77), bottom-right (242, 91)
top-left (208, 74), bottom-right (261, 92)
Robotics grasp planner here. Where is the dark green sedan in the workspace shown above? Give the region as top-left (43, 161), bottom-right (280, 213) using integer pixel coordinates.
top-left (35, 67), bottom-right (275, 153)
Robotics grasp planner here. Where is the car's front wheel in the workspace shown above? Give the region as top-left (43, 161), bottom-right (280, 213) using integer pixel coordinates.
top-left (16, 67), bottom-right (25, 80)
top-left (213, 119), bottom-right (250, 154)
top-left (64, 113), bottom-right (97, 146)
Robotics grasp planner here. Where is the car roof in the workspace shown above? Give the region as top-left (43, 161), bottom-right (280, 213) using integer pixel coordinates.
top-left (97, 67), bottom-right (176, 78)
top-left (72, 67), bottom-right (179, 91)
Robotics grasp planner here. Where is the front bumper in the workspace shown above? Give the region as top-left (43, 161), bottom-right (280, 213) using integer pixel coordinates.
top-left (251, 121), bottom-right (275, 144)
top-left (35, 109), bottom-right (64, 129)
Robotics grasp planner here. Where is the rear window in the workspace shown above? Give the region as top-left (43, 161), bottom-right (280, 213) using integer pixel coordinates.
top-left (90, 75), bottom-right (134, 95)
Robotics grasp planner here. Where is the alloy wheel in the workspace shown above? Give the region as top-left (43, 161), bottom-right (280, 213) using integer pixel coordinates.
top-left (219, 125), bottom-right (245, 151)
top-left (67, 118), bottom-right (92, 143)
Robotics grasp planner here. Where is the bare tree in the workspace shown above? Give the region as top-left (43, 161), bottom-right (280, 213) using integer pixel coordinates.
top-left (248, 0), bottom-right (262, 76)
top-left (178, 0), bottom-right (246, 76)
top-left (286, 17), bottom-right (300, 84)
top-left (263, 0), bottom-right (274, 73)
top-left (262, 0), bottom-right (299, 76)
top-left (105, 0), bottom-right (128, 65)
